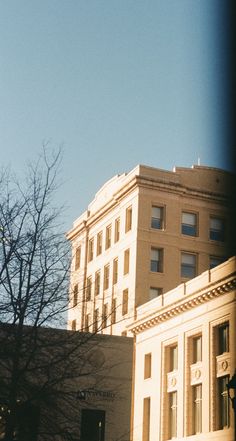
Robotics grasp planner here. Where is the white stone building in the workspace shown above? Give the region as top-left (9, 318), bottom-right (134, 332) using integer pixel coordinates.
top-left (129, 257), bottom-right (236, 441)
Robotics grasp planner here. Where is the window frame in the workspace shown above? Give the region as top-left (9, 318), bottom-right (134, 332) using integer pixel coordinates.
top-left (88, 238), bottom-right (94, 262)
top-left (96, 231), bottom-right (103, 256)
top-left (181, 211), bottom-right (197, 237)
top-left (105, 225), bottom-right (112, 249)
top-left (181, 252), bottom-right (197, 279)
top-left (151, 206), bottom-right (164, 230)
top-left (113, 258), bottom-right (118, 285)
top-left (75, 246), bottom-right (81, 270)
top-left (86, 276), bottom-right (92, 301)
top-left (125, 206), bottom-right (132, 233)
top-left (122, 289), bottom-right (128, 316)
top-left (103, 264), bottom-right (110, 290)
top-left (114, 217), bottom-right (120, 242)
top-left (150, 248), bottom-right (163, 273)
top-left (209, 216), bottom-right (225, 242)
top-left (95, 270), bottom-right (101, 296)
top-left (124, 248), bottom-right (130, 275)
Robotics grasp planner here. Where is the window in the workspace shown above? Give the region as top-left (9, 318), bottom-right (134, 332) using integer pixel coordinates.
top-left (73, 284), bottom-right (78, 307)
top-left (193, 336), bottom-right (202, 363)
top-left (95, 270), bottom-right (101, 296)
top-left (111, 298), bottom-right (116, 324)
top-left (193, 385), bottom-right (202, 434)
top-left (125, 206), bottom-right (132, 232)
top-left (169, 392), bottom-right (177, 439)
top-left (150, 248), bottom-right (163, 272)
top-left (104, 264), bottom-right (110, 290)
top-left (114, 217), bottom-right (120, 242)
top-left (122, 289), bottom-right (128, 315)
top-left (84, 313), bottom-right (90, 332)
top-left (102, 303), bottom-right (108, 328)
top-left (71, 319), bottom-right (76, 331)
top-left (144, 353), bottom-right (152, 379)
top-left (170, 345), bottom-right (178, 371)
top-left (113, 258), bottom-right (118, 285)
top-left (181, 252), bottom-right (196, 278)
top-left (210, 217), bottom-right (225, 241)
top-left (88, 238), bottom-right (94, 262)
top-left (124, 249), bottom-right (130, 275)
top-left (218, 323), bottom-right (229, 355)
top-left (75, 246), bottom-right (81, 270)
top-left (93, 308), bottom-right (99, 333)
top-left (149, 287), bottom-right (162, 300)
top-left (151, 206), bottom-right (164, 229)
top-left (86, 276), bottom-right (92, 301)
top-left (105, 225), bottom-right (111, 249)
top-left (218, 376), bottom-right (230, 429)
top-left (142, 397), bottom-right (150, 441)
top-left (210, 256), bottom-right (224, 269)
top-left (182, 212), bottom-right (197, 236)
top-left (97, 231), bottom-right (102, 256)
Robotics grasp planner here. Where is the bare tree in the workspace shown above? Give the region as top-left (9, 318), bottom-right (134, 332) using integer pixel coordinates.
top-left (0, 148), bottom-right (82, 440)
top-left (0, 149), bottom-right (133, 441)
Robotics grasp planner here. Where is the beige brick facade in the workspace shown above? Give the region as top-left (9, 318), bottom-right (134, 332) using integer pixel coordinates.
top-left (67, 164), bottom-right (235, 335)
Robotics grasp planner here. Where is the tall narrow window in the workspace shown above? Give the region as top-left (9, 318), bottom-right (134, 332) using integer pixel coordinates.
top-left (193, 336), bottom-right (202, 363)
top-left (104, 264), bottom-right (110, 290)
top-left (95, 270), bottom-right (101, 296)
top-left (193, 385), bottom-right (202, 434)
top-left (169, 392), bottom-right (177, 439)
top-left (170, 345), bottom-right (178, 371)
top-left (73, 284), bottom-right (78, 307)
top-left (113, 258), bottom-right (118, 285)
top-left (144, 353), bottom-right (152, 379)
top-left (93, 308), bottom-right (99, 333)
top-left (86, 276), bottom-right (92, 301)
top-left (114, 218), bottom-right (120, 242)
top-left (102, 303), bottom-right (108, 328)
top-left (84, 313), bottom-right (90, 332)
top-left (218, 376), bottom-right (230, 429)
top-left (181, 252), bottom-right (196, 278)
top-left (97, 231), bottom-right (103, 256)
top-left (142, 397), bottom-right (150, 441)
top-left (122, 289), bottom-right (128, 315)
top-left (151, 206), bottom-right (164, 229)
top-left (218, 323), bottom-right (229, 355)
top-left (105, 225), bottom-right (111, 249)
top-left (71, 319), bottom-right (77, 331)
top-left (150, 248), bottom-right (163, 272)
top-left (111, 298), bottom-right (116, 324)
top-left (125, 206), bottom-right (132, 232)
top-left (210, 217), bottom-right (225, 241)
top-left (182, 212), bottom-right (197, 236)
top-left (88, 238), bottom-right (94, 262)
top-left (124, 249), bottom-right (130, 275)
top-left (75, 246), bottom-right (81, 270)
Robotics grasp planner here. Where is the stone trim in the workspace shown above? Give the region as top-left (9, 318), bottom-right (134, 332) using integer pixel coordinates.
top-left (131, 278), bottom-right (236, 335)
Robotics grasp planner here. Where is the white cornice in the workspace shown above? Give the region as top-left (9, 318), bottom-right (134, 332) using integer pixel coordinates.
top-left (130, 276), bottom-right (236, 335)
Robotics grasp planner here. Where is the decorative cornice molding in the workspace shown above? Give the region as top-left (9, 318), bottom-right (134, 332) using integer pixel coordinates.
top-left (131, 277), bottom-right (236, 335)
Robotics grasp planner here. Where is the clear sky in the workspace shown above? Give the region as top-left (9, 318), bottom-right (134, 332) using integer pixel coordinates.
top-left (0, 1), bottom-right (231, 230)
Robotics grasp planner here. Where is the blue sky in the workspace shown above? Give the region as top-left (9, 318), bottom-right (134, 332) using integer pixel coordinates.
top-left (0, 1), bottom-right (230, 230)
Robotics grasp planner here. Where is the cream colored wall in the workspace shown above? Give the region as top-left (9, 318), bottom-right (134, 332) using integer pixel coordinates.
top-left (68, 184), bottom-right (140, 335)
top-left (131, 259), bottom-right (236, 441)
